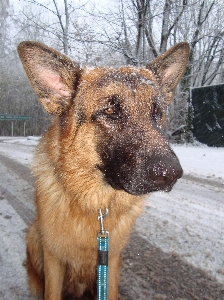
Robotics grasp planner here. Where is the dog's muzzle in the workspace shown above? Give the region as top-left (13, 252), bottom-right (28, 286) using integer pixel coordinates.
top-left (100, 153), bottom-right (183, 195)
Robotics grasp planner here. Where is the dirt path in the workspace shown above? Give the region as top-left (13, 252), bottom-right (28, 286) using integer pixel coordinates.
top-left (0, 151), bottom-right (224, 299)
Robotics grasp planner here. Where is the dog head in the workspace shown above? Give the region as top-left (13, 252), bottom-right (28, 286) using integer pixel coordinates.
top-left (18, 41), bottom-right (189, 195)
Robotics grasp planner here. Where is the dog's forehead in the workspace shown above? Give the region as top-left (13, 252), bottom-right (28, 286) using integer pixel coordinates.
top-left (77, 66), bottom-right (158, 112)
top-left (81, 66), bottom-right (155, 88)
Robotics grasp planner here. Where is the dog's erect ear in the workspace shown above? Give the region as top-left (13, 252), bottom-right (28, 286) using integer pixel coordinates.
top-left (147, 42), bottom-right (189, 103)
top-left (18, 41), bottom-right (81, 115)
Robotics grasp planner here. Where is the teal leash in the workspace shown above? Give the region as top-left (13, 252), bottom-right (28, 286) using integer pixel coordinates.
top-left (97, 208), bottom-right (109, 300)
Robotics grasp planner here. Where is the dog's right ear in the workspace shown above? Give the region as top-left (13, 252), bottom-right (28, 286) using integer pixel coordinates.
top-left (146, 42), bottom-right (189, 104)
top-left (18, 41), bottom-right (81, 115)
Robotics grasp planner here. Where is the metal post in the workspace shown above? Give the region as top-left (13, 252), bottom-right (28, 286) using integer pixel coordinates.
top-left (11, 122), bottom-right (13, 137)
top-left (24, 121), bottom-right (26, 136)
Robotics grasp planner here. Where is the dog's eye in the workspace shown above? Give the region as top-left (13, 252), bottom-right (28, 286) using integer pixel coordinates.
top-left (92, 95), bottom-right (122, 122)
top-left (103, 106), bottom-right (120, 120)
top-left (103, 96), bottom-right (122, 120)
top-left (92, 105), bottom-right (120, 122)
top-left (104, 107), bottom-right (115, 115)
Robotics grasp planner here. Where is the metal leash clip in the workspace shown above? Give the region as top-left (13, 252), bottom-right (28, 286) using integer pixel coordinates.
top-left (97, 208), bottom-right (109, 300)
top-left (97, 208), bottom-right (109, 239)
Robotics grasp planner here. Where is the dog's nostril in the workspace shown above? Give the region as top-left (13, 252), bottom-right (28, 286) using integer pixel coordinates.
top-left (152, 175), bottom-right (168, 187)
top-left (150, 165), bottom-right (169, 187)
top-left (149, 162), bottom-right (182, 188)
top-left (151, 163), bottom-right (168, 177)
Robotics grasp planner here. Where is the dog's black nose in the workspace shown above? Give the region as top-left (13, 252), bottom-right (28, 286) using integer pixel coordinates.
top-left (149, 162), bottom-right (183, 191)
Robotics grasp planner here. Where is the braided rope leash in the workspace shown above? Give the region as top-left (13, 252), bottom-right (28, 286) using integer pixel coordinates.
top-left (97, 208), bottom-right (109, 300)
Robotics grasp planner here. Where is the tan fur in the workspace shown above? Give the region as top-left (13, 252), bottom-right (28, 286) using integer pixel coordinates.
top-left (30, 121), bottom-right (144, 299)
top-left (18, 41), bottom-right (189, 300)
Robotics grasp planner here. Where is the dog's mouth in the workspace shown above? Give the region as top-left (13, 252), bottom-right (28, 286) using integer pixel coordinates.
top-left (105, 175), bottom-right (180, 195)
top-left (96, 162), bottom-right (183, 196)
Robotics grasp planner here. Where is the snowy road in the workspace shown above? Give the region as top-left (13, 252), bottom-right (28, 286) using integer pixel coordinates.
top-left (136, 177), bottom-right (224, 282)
top-left (0, 137), bottom-right (224, 299)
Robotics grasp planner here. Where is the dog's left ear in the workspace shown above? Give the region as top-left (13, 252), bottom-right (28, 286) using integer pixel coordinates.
top-left (147, 42), bottom-right (190, 103)
top-left (18, 41), bottom-right (81, 115)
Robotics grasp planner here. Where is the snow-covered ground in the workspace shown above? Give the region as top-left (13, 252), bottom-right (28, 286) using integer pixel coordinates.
top-left (0, 136), bottom-right (224, 292)
top-left (172, 143), bottom-right (224, 181)
top-left (0, 136), bottom-right (39, 166)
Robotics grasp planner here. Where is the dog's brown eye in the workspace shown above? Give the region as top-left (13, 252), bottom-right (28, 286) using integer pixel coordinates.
top-left (91, 106), bottom-right (120, 122)
top-left (104, 107), bottom-right (114, 115)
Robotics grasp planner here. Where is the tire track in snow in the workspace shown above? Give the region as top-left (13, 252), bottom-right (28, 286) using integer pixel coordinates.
top-left (183, 173), bottom-right (224, 189)
top-left (0, 185), bottom-right (34, 225)
top-left (120, 230), bottom-right (224, 299)
top-left (0, 152), bottom-right (34, 186)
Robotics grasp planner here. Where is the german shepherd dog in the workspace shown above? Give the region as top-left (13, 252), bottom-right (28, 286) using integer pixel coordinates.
top-left (18, 41), bottom-right (189, 300)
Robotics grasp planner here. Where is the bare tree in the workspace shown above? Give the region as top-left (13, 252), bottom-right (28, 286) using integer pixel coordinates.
top-left (160, 0), bottom-right (188, 53)
top-left (0, 0), bottom-right (11, 56)
top-left (18, 0), bottom-right (86, 55)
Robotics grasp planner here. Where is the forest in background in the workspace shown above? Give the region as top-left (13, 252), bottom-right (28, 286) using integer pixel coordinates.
top-left (0, 0), bottom-right (223, 140)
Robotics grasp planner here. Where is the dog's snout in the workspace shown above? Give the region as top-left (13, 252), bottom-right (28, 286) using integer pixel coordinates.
top-left (149, 162), bottom-right (183, 191)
